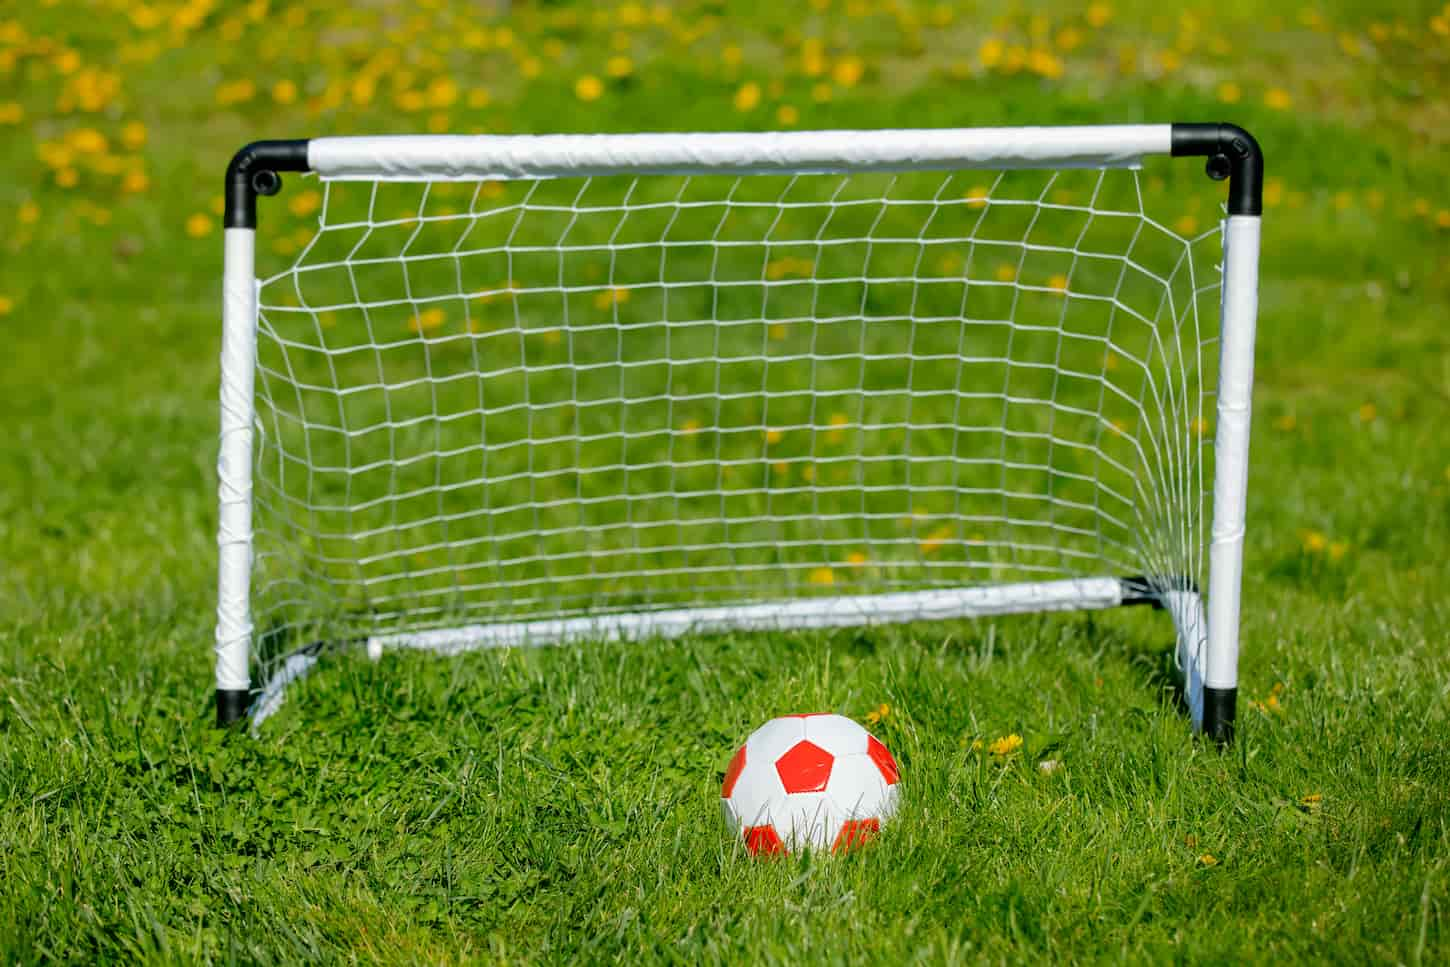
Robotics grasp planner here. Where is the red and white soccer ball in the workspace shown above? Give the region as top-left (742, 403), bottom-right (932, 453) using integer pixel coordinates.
top-left (721, 713), bottom-right (900, 856)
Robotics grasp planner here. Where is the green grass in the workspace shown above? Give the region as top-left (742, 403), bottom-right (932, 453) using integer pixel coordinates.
top-left (4, 1), bottom-right (1450, 962)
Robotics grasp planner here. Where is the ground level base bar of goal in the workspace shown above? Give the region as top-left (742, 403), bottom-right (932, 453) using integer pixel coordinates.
top-left (364, 577), bottom-right (1138, 655)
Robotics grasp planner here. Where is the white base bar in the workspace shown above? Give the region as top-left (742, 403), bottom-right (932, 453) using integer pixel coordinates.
top-left (365, 577), bottom-right (1128, 657)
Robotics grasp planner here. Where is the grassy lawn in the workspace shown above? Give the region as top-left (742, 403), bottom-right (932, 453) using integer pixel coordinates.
top-left (3, 1), bottom-right (1450, 962)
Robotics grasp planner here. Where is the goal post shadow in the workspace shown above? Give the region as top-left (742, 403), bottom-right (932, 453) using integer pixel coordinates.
top-left (212, 124), bottom-right (1261, 747)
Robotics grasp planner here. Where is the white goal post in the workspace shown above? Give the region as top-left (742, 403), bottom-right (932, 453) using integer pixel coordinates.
top-left (215, 124), bottom-right (1262, 741)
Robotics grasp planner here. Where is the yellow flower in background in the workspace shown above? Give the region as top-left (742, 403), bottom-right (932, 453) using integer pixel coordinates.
top-left (1216, 82), bottom-right (1241, 104)
top-left (832, 56), bottom-right (864, 87)
top-left (185, 213), bottom-right (214, 238)
top-left (995, 264), bottom-right (1017, 282)
top-left (121, 120), bottom-right (147, 150)
top-left (467, 88), bottom-right (491, 109)
top-left (865, 702), bottom-right (890, 725)
top-left (1047, 274), bottom-right (1069, 293)
top-left (776, 104), bottom-right (799, 126)
top-left (593, 287), bottom-right (630, 310)
top-left (1175, 214), bottom-right (1199, 235)
top-left (1301, 530), bottom-right (1327, 553)
top-left (409, 307), bottom-right (446, 333)
top-left (66, 128), bottom-right (108, 154)
top-left (846, 551), bottom-right (868, 566)
top-left (288, 189), bottom-right (322, 218)
top-left (55, 168), bottom-right (79, 188)
top-left (18, 201), bottom-right (39, 225)
top-left (733, 81), bottom-right (761, 112)
top-left (765, 428), bottom-right (784, 444)
top-left (121, 169), bottom-right (150, 194)
top-left (0, 295), bottom-right (13, 316)
top-left (607, 55), bottom-right (634, 78)
top-left (988, 733), bottom-right (1023, 756)
top-left (978, 37), bottom-right (1004, 69)
top-left (811, 82), bottom-right (833, 103)
top-left (808, 566), bottom-right (835, 586)
top-left (1086, 2), bottom-right (1113, 28)
top-left (216, 79), bottom-right (256, 106)
top-left (574, 75), bottom-right (603, 101)
top-left (427, 77), bottom-right (458, 108)
top-left (920, 525), bottom-right (954, 554)
top-left (1264, 87), bottom-right (1293, 110)
top-left (1198, 853), bottom-right (1218, 867)
top-left (271, 79), bottom-right (298, 104)
top-left (0, 102), bottom-right (23, 124)
top-left (1359, 402), bottom-right (1377, 422)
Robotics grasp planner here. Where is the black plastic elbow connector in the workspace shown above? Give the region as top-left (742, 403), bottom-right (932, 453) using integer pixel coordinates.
top-left (224, 140), bottom-right (312, 229)
top-left (1169, 123), bottom-right (1263, 217)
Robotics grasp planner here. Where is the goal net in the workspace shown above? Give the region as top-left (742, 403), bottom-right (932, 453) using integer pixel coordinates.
top-left (217, 127), bottom-right (1261, 737)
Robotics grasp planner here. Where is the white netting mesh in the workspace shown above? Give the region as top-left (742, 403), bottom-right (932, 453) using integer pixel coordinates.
top-left (249, 163), bottom-right (1221, 673)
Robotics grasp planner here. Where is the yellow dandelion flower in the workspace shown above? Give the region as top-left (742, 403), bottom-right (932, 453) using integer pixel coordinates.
top-left (1086, 2), bottom-right (1113, 28)
top-left (1047, 273), bottom-right (1069, 293)
top-left (1056, 26), bottom-right (1082, 51)
top-left (765, 428), bottom-right (784, 444)
top-left (1175, 214), bottom-right (1200, 235)
top-left (520, 57), bottom-right (542, 80)
top-left (988, 733), bottom-right (1023, 756)
top-left (426, 77), bottom-right (458, 109)
top-left (495, 26), bottom-right (514, 47)
top-left (1274, 413), bottom-right (1297, 432)
top-left (409, 307), bottom-right (446, 333)
top-left (606, 55), bottom-right (633, 78)
top-left (1413, 197), bottom-right (1431, 217)
top-left (0, 102), bottom-right (22, 125)
top-left (995, 263), bottom-right (1017, 282)
top-left (1301, 530), bottom-right (1327, 553)
top-left (1328, 541), bottom-right (1348, 562)
top-left (970, 738), bottom-right (984, 751)
top-left (121, 169), bottom-right (150, 194)
top-left (1190, 417), bottom-right (1211, 436)
top-left (769, 323), bottom-right (787, 341)
top-left (1028, 49), bottom-right (1064, 79)
top-left (185, 212), bottom-right (214, 238)
top-left (776, 104), bottom-right (799, 126)
top-left (19, 201), bottom-right (39, 225)
top-left (681, 418), bottom-right (702, 435)
top-left (1198, 853), bottom-right (1218, 867)
top-left (846, 551), bottom-right (868, 566)
top-left (271, 79), bottom-right (297, 104)
top-left (467, 88), bottom-right (491, 109)
top-left (0, 295), bottom-right (13, 316)
top-left (1217, 82), bottom-right (1241, 104)
top-left (55, 167), bottom-right (79, 188)
top-left (66, 128), bottom-right (108, 154)
top-left (965, 185), bottom-right (990, 209)
top-left (1437, 210), bottom-right (1450, 230)
top-left (809, 566), bottom-right (836, 586)
top-left (216, 79), bottom-right (256, 106)
top-left (1264, 87), bottom-right (1293, 110)
top-left (920, 525), bottom-right (954, 554)
top-left (733, 81), bottom-right (761, 112)
top-left (574, 75), bottom-right (604, 102)
top-left (832, 56), bottom-right (865, 87)
top-left (721, 44), bottom-right (743, 67)
top-left (427, 113), bottom-right (450, 134)
top-left (1103, 352), bottom-right (1119, 372)
top-left (288, 189), bottom-right (322, 218)
top-left (865, 702), bottom-right (890, 725)
top-left (1300, 793), bottom-right (1323, 807)
top-left (811, 82), bottom-right (833, 103)
top-left (1359, 402), bottom-right (1377, 422)
top-left (120, 120), bottom-right (147, 150)
top-left (1433, 15), bottom-right (1450, 36)
top-left (593, 287), bottom-right (630, 310)
top-left (978, 37), bottom-right (1004, 68)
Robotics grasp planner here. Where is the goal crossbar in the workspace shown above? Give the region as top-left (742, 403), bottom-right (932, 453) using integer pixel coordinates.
top-left (215, 123), bottom-right (1262, 742)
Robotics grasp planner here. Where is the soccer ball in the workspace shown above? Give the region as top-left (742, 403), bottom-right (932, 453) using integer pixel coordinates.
top-left (720, 713), bottom-right (900, 856)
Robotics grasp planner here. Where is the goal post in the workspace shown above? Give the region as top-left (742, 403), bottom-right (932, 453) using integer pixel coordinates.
top-left (214, 124), bottom-right (1262, 741)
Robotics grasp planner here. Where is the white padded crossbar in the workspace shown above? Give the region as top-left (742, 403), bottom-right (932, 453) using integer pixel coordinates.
top-left (307, 125), bottom-right (1173, 181)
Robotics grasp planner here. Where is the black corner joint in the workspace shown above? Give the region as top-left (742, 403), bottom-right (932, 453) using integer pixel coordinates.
top-left (1119, 574), bottom-right (1200, 609)
top-left (1201, 686), bottom-right (1236, 746)
top-left (216, 689), bottom-right (252, 727)
top-left (224, 140), bottom-right (311, 229)
top-left (1170, 123), bottom-right (1263, 216)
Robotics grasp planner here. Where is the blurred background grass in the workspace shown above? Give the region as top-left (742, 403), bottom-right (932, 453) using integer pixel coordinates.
top-left (2, 1), bottom-right (1450, 962)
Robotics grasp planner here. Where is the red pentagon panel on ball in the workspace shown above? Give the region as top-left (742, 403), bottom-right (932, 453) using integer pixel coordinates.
top-left (775, 739), bottom-right (834, 793)
top-left (832, 818), bottom-right (881, 852)
top-left (721, 745), bottom-right (747, 798)
top-left (867, 735), bottom-right (900, 785)
top-left (743, 824), bottom-right (787, 856)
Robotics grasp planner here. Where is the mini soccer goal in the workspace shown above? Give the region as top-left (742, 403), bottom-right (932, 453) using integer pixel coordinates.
top-left (215, 124), bottom-right (1261, 739)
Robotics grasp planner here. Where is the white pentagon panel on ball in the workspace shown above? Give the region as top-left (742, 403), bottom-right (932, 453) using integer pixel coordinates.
top-left (826, 753), bottom-right (900, 822)
top-left (773, 791), bottom-right (839, 852)
top-left (802, 713), bottom-right (870, 757)
top-left (745, 715), bottom-right (807, 766)
top-left (726, 755), bottom-right (788, 831)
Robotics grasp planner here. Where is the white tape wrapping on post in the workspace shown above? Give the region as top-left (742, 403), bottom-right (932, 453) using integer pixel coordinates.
top-left (307, 126), bottom-right (1173, 181)
top-left (215, 228), bottom-right (258, 692)
top-left (1206, 215), bottom-right (1262, 692)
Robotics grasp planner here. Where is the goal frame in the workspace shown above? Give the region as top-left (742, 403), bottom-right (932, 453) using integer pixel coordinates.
top-left (214, 123), bottom-right (1262, 741)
